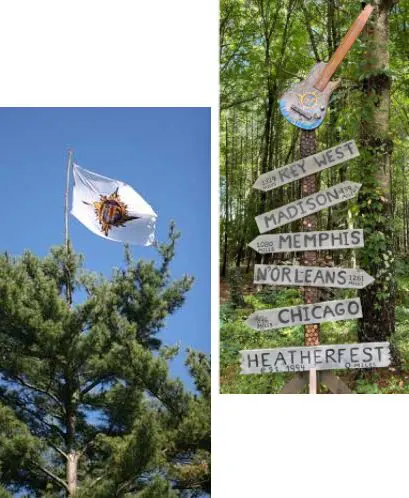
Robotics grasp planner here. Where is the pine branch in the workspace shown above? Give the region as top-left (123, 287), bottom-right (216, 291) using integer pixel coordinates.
top-left (0, 392), bottom-right (65, 439)
top-left (33, 463), bottom-right (69, 492)
top-left (48, 441), bottom-right (68, 460)
top-left (10, 375), bottom-right (63, 409)
top-left (80, 376), bottom-right (111, 397)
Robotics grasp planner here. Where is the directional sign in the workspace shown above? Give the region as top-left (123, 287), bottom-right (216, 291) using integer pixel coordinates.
top-left (255, 181), bottom-right (361, 233)
top-left (254, 265), bottom-right (374, 289)
top-left (245, 298), bottom-right (362, 331)
top-left (240, 342), bottom-right (391, 374)
top-left (248, 229), bottom-right (364, 254)
top-left (253, 140), bottom-right (359, 192)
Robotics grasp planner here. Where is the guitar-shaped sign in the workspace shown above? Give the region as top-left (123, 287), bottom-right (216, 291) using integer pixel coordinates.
top-left (279, 4), bottom-right (374, 130)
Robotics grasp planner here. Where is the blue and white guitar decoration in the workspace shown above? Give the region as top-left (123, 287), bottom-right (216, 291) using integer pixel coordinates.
top-left (279, 4), bottom-right (373, 130)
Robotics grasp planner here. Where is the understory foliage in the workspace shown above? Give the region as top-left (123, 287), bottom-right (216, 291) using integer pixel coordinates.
top-left (0, 222), bottom-right (210, 497)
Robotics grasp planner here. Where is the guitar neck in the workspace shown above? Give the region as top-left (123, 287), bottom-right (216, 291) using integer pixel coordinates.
top-left (314, 4), bottom-right (374, 92)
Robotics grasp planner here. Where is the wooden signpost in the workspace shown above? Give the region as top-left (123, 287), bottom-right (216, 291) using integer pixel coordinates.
top-left (248, 229), bottom-right (364, 254)
top-left (254, 265), bottom-right (374, 289)
top-left (240, 342), bottom-right (391, 375)
top-left (253, 140), bottom-right (359, 192)
top-left (241, 6), bottom-right (383, 394)
top-left (245, 298), bottom-right (362, 331)
top-left (255, 181), bottom-right (361, 233)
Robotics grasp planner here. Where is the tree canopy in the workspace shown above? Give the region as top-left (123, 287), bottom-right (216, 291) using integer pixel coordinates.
top-left (0, 222), bottom-right (210, 497)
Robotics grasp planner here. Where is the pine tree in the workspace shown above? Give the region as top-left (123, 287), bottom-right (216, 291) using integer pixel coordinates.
top-left (0, 222), bottom-right (209, 497)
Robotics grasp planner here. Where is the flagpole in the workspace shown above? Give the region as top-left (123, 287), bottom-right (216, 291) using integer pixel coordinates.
top-left (65, 149), bottom-right (73, 251)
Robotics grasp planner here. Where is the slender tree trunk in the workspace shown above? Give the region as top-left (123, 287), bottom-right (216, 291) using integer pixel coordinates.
top-left (358, 0), bottom-right (397, 343)
top-left (222, 118), bottom-right (229, 277)
top-left (67, 448), bottom-right (79, 495)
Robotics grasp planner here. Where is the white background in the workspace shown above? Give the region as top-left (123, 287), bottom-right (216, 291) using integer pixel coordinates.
top-left (0, 1), bottom-right (407, 497)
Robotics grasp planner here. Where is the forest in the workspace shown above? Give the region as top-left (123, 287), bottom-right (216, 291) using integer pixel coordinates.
top-left (220, 0), bottom-right (409, 393)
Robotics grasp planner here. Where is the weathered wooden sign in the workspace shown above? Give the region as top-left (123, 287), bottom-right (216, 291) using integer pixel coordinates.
top-left (254, 265), bottom-right (374, 289)
top-left (253, 141), bottom-right (359, 192)
top-left (245, 297), bottom-right (362, 331)
top-left (248, 229), bottom-right (364, 254)
top-left (240, 342), bottom-right (390, 374)
top-left (255, 181), bottom-right (361, 233)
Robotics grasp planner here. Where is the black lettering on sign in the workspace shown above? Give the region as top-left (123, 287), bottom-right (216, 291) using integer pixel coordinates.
top-left (311, 306), bottom-right (323, 320)
top-left (316, 193), bottom-right (327, 206)
top-left (282, 267), bottom-right (291, 282)
top-left (296, 199), bottom-right (307, 215)
top-left (325, 348), bottom-right (336, 363)
top-left (363, 347), bottom-right (373, 362)
top-left (279, 168), bottom-right (292, 182)
top-left (374, 346), bottom-right (383, 361)
top-left (274, 352), bottom-right (287, 366)
top-left (326, 189), bottom-right (340, 203)
top-left (314, 349), bottom-right (323, 364)
top-left (351, 230), bottom-right (361, 245)
top-left (348, 301), bottom-right (360, 315)
top-left (300, 350), bottom-right (311, 364)
top-left (337, 348), bottom-right (346, 362)
top-left (326, 150), bottom-right (335, 163)
top-left (306, 197), bottom-right (316, 210)
top-left (345, 141), bottom-right (355, 155)
top-left (288, 350), bottom-right (297, 363)
top-left (279, 234), bottom-right (292, 249)
top-left (261, 353), bottom-right (271, 367)
top-left (338, 270), bottom-right (346, 285)
top-left (335, 145), bottom-right (345, 159)
top-left (247, 354), bottom-right (259, 368)
top-left (264, 213), bottom-right (276, 229)
top-left (350, 347), bottom-right (359, 362)
top-left (256, 267), bottom-right (268, 281)
top-left (318, 232), bottom-right (329, 245)
top-left (314, 153), bottom-right (328, 168)
top-left (304, 233), bottom-right (317, 248)
top-left (278, 309), bottom-right (290, 324)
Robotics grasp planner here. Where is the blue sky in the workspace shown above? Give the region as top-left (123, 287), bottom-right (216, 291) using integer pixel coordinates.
top-left (0, 107), bottom-right (210, 391)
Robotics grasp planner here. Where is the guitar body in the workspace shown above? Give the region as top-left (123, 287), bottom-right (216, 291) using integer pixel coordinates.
top-left (279, 62), bottom-right (340, 130)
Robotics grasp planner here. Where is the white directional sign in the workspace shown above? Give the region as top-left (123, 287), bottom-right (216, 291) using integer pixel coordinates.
top-left (255, 181), bottom-right (361, 233)
top-left (240, 342), bottom-right (391, 374)
top-left (245, 298), bottom-right (362, 331)
top-left (254, 265), bottom-right (374, 289)
top-left (248, 229), bottom-right (364, 254)
top-left (253, 140), bottom-right (359, 192)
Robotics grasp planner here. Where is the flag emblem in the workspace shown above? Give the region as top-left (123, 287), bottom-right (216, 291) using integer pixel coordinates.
top-left (91, 188), bottom-right (139, 236)
top-left (72, 164), bottom-right (157, 246)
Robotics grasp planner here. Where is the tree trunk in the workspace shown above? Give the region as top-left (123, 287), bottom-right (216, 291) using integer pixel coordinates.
top-left (300, 131), bottom-right (320, 347)
top-left (358, 0), bottom-right (397, 343)
top-left (221, 118), bottom-right (229, 277)
top-left (67, 450), bottom-right (79, 495)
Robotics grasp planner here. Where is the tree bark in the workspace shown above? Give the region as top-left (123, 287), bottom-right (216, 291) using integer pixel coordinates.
top-left (358, 0), bottom-right (397, 343)
top-left (300, 131), bottom-right (320, 348)
top-left (221, 118), bottom-right (229, 277)
top-left (67, 450), bottom-right (79, 495)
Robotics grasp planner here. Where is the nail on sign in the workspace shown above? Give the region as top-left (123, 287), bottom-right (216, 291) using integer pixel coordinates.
top-left (255, 181), bottom-right (361, 233)
top-left (248, 229), bottom-right (364, 254)
top-left (240, 342), bottom-right (391, 374)
top-left (245, 298), bottom-right (362, 331)
top-left (254, 265), bottom-right (374, 289)
top-left (253, 140), bottom-right (359, 192)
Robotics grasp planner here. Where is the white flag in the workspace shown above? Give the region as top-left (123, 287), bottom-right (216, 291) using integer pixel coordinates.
top-left (71, 164), bottom-right (157, 245)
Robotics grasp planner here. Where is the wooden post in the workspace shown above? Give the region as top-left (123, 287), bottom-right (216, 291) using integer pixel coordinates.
top-left (64, 149), bottom-right (74, 308)
top-left (64, 149), bottom-right (73, 251)
top-left (300, 130), bottom-right (320, 393)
